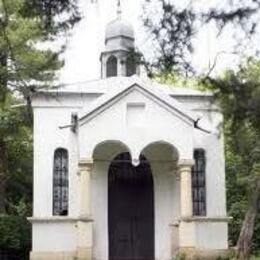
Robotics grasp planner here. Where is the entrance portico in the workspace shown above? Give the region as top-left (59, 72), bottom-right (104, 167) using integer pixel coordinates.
top-left (78, 136), bottom-right (194, 259)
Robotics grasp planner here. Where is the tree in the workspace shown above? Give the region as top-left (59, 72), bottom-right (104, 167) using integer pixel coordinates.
top-left (0, 95), bottom-right (32, 214)
top-left (205, 58), bottom-right (260, 259)
top-left (0, 2), bottom-right (80, 257)
top-left (0, 0), bottom-right (81, 104)
top-left (0, 0), bottom-right (80, 214)
top-left (143, 0), bottom-right (260, 77)
top-left (143, 0), bottom-right (196, 76)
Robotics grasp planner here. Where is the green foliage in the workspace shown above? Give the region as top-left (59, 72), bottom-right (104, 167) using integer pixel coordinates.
top-left (210, 58), bottom-right (260, 256)
top-left (0, 0), bottom-right (79, 104)
top-left (0, 95), bottom-right (32, 215)
top-left (21, 0), bottom-right (81, 35)
top-left (173, 253), bottom-right (187, 260)
top-left (154, 72), bottom-right (209, 90)
top-left (143, 0), bottom-right (196, 76)
top-left (0, 0), bottom-right (79, 258)
top-left (0, 216), bottom-right (31, 255)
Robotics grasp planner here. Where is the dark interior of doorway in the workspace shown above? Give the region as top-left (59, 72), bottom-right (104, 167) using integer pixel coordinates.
top-left (108, 152), bottom-right (155, 260)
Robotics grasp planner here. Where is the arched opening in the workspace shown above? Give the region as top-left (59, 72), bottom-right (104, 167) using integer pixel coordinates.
top-left (92, 140), bottom-right (130, 162)
top-left (192, 149), bottom-right (206, 216)
top-left (106, 56), bottom-right (118, 77)
top-left (108, 152), bottom-right (154, 260)
top-left (126, 56), bottom-right (136, 76)
top-left (141, 141), bottom-right (179, 164)
top-left (140, 141), bottom-right (180, 257)
top-left (53, 148), bottom-right (69, 216)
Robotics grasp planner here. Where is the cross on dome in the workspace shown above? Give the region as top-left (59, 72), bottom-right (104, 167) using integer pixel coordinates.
top-left (117, 0), bottom-right (122, 18)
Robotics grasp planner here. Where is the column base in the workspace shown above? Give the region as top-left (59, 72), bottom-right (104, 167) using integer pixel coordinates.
top-left (76, 247), bottom-right (92, 260)
top-left (30, 249), bottom-right (93, 260)
top-left (30, 251), bottom-right (76, 260)
top-left (178, 247), bottom-right (230, 260)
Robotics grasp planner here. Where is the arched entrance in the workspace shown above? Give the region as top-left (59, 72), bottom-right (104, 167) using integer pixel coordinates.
top-left (108, 152), bottom-right (155, 260)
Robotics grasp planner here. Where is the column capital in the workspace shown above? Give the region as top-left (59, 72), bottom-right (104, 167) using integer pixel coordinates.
top-left (79, 159), bottom-right (94, 170)
top-left (178, 159), bottom-right (195, 168)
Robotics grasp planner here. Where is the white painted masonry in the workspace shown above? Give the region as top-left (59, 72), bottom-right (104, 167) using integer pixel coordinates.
top-left (30, 76), bottom-right (228, 259)
top-left (29, 9), bottom-right (228, 259)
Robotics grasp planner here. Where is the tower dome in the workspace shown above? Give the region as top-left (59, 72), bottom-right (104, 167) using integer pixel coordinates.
top-left (105, 18), bottom-right (134, 43)
top-left (100, 0), bottom-right (139, 78)
top-left (104, 0), bottom-right (135, 52)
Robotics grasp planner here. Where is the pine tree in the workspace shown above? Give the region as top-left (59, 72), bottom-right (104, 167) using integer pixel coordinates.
top-left (0, 0), bottom-right (80, 214)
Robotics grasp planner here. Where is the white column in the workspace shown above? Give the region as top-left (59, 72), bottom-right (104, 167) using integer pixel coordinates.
top-left (79, 159), bottom-right (93, 217)
top-left (177, 159), bottom-right (196, 254)
top-left (178, 159), bottom-right (194, 218)
top-left (77, 159), bottom-right (94, 260)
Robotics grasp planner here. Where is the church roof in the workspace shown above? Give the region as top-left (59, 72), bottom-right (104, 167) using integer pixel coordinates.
top-left (105, 18), bottom-right (134, 42)
top-left (34, 75), bottom-right (214, 132)
top-left (45, 76), bottom-right (213, 98)
top-left (77, 75), bottom-right (199, 124)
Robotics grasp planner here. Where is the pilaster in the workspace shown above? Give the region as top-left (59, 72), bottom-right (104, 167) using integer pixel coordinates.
top-left (178, 159), bottom-right (194, 218)
top-left (77, 159), bottom-right (94, 260)
top-left (177, 159), bottom-right (196, 250)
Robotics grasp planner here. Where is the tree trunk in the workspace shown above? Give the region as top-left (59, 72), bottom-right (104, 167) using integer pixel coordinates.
top-left (236, 180), bottom-right (260, 259)
top-left (0, 51), bottom-right (8, 103)
top-left (0, 176), bottom-right (6, 214)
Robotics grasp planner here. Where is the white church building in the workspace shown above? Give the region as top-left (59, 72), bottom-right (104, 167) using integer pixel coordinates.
top-left (29, 3), bottom-right (229, 260)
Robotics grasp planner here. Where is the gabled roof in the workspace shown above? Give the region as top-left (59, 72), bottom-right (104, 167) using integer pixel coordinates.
top-left (39, 75), bottom-right (213, 98)
top-left (79, 75), bottom-right (198, 125)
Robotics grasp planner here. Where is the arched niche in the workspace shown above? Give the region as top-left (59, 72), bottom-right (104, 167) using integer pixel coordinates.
top-left (140, 141), bottom-right (179, 165)
top-left (126, 56), bottom-right (136, 76)
top-left (106, 55), bottom-right (118, 77)
top-left (92, 140), bottom-right (131, 162)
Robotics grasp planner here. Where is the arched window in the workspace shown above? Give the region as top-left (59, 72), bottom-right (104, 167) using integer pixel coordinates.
top-left (192, 149), bottom-right (206, 216)
top-left (53, 148), bottom-right (69, 216)
top-left (126, 56), bottom-right (136, 76)
top-left (106, 56), bottom-right (118, 77)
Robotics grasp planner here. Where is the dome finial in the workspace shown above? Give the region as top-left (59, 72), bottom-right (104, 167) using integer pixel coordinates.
top-left (117, 0), bottom-right (122, 19)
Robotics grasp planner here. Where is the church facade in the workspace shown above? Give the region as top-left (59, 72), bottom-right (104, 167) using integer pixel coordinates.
top-left (29, 7), bottom-right (229, 260)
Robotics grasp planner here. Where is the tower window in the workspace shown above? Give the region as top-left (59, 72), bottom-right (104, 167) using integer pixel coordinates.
top-left (53, 148), bottom-right (69, 216)
top-left (192, 149), bottom-right (206, 216)
top-left (126, 56), bottom-right (136, 76)
top-left (106, 56), bottom-right (118, 77)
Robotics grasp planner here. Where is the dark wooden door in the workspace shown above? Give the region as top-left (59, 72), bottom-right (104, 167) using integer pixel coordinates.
top-left (108, 153), bottom-right (154, 260)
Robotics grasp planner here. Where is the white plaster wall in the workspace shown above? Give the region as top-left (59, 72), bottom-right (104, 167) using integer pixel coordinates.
top-left (183, 97), bottom-right (228, 251)
top-left (193, 111), bottom-right (226, 217)
top-left (32, 93), bottom-right (102, 218)
top-left (80, 88), bottom-right (194, 161)
top-left (195, 222), bottom-right (228, 249)
top-left (32, 86), bottom-right (228, 254)
top-left (92, 162), bottom-right (109, 260)
top-left (32, 222), bottom-right (78, 252)
top-left (33, 107), bottom-right (80, 217)
top-left (152, 162), bottom-right (179, 260)
top-left (176, 96), bottom-right (227, 217)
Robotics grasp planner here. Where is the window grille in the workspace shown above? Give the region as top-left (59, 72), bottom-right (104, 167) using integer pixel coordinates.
top-left (192, 149), bottom-right (206, 216)
top-left (53, 148), bottom-right (69, 216)
top-left (107, 56), bottom-right (118, 77)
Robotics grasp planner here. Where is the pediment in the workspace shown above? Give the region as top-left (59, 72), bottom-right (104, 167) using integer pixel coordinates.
top-left (79, 80), bottom-right (197, 127)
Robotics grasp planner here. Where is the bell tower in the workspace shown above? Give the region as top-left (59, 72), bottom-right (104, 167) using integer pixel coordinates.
top-left (100, 0), bottom-right (139, 78)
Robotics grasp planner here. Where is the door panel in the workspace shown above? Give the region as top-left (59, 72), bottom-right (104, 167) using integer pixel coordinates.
top-left (108, 153), bottom-right (154, 260)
